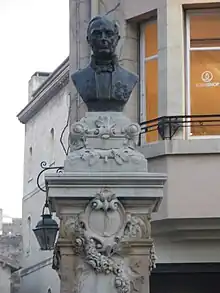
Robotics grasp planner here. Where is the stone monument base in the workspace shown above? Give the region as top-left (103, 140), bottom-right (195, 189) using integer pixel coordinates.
top-left (46, 172), bottom-right (166, 293)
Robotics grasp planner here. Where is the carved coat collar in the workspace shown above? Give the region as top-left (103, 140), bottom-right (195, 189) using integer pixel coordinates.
top-left (90, 55), bottom-right (118, 74)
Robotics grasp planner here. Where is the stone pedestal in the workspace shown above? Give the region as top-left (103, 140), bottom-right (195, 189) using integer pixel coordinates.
top-left (46, 111), bottom-right (166, 293)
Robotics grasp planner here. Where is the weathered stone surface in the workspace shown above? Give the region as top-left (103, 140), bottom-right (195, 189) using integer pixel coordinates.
top-left (49, 8), bottom-right (166, 293)
top-left (64, 111), bottom-right (146, 172)
top-left (48, 187), bottom-right (164, 293)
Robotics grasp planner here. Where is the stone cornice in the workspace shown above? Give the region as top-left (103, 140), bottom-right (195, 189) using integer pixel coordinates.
top-left (17, 57), bottom-right (70, 124)
top-left (152, 218), bottom-right (220, 241)
top-left (46, 172), bottom-right (166, 213)
top-left (45, 172), bottom-right (167, 187)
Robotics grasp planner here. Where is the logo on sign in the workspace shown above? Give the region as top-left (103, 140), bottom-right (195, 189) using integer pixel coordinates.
top-left (196, 70), bottom-right (220, 88)
top-left (201, 71), bottom-right (213, 83)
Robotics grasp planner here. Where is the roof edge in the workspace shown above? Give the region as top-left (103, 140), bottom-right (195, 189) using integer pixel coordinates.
top-left (0, 256), bottom-right (20, 271)
top-left (17, 57), bottom-right (70, 124)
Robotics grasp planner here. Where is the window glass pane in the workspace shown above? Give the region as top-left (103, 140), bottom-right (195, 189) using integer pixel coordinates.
top-left (190, 50), bottom-right (220, 136)
top-left (145, 59), bottom-right (158, 142)
top-left (145, 21), bottom-right (158, 57)
top-left (190, 13), bottom-right (220, 48)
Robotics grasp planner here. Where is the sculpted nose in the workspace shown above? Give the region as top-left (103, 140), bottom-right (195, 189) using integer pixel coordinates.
top-left (101, 39), bottom-right (107, 45)
top-left (101, 32), bottom-right (107, 41)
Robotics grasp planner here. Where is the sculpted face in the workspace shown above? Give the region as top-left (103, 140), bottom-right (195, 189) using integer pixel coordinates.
top-left (87, 16), bottom-right (120, 59)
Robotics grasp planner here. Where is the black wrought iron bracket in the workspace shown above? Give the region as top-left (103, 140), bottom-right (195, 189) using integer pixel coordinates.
top-left (141, 114), bottom-right (220, 140)
top-left (158, 117), bottom-right (181, 140)
top-left (37, 161), bottom-right (64, 193)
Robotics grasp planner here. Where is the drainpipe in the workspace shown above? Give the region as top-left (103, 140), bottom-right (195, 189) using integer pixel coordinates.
top-left (91, 0), bottom-right (99, 18)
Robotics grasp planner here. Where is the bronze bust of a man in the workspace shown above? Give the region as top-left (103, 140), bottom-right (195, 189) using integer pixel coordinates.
top-left (71, 16), bottom-right (138, 112)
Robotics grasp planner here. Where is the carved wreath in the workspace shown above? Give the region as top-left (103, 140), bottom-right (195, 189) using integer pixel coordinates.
top-left (59, 189), bottom-right (154, 293)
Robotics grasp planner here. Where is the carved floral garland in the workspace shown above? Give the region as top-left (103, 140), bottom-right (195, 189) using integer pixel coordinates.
top-left (76, 236), bottom-right (130, 293)
top-left (54, 189), bottom-right (155, 293)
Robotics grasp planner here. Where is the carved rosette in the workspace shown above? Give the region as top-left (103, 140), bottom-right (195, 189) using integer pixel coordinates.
top-left (123, 123), bottom-right (141, 149)
top-left (68, 115), bottom-right (142, 163)
top-left (57, 188), bottom-right (155, 293)
top-left (69, 122), bottom-right (89, 151)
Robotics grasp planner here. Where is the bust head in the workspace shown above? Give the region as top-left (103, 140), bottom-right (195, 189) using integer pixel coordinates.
top-left (87, 16), bottom-right (120, 59)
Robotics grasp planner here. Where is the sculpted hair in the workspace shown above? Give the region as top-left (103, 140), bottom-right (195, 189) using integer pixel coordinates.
top-left (87, 16), bottom-right (120, 38)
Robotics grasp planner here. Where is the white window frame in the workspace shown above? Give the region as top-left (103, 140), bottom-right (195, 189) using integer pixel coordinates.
top-left (186, 9), bottom-right (220, 140)
top-left (140, 19), bottom-right (158, 144)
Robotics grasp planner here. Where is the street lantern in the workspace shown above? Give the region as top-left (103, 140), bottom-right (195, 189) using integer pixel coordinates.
top-left (33, 201), bottom-right (59, 251)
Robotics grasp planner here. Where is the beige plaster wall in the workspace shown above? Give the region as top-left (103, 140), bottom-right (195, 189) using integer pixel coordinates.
top-left (148, 154), bottom-right (220, 219)
top-left (154, 235), bottom-right (220, 263)
top-left (125, 0), bottom-right (220, 20)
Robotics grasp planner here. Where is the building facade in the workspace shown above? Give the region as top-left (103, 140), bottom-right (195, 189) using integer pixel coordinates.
top-left (0, 213), bottom-right (22, 293)
top-left (0, 256), bottom-right (20, 293)
top-left (17, 0), bottom-right (220, 293)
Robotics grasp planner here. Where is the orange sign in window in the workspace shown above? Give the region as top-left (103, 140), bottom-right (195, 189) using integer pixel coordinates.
top-left (190, 50), bottom-right (220, 136)
top-left (144, 21), bottom-right (158, 143)
top-left (145, 59), bottom-right (158, 142)
top-left (189, 12), bottom-right (220, 136)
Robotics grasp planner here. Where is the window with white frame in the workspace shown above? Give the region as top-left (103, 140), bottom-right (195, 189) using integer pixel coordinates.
top-left (186, 10), bottom-right (220, 137)
top-left (140, 19), bottom-right (158, 143)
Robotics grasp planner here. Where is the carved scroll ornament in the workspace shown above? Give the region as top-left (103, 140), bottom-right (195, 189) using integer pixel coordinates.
top-left (58, 188), bottom-right (154, 293)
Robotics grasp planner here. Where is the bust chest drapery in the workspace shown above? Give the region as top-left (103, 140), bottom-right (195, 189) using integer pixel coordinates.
top-left (71, 64), bottom-right (138, 111)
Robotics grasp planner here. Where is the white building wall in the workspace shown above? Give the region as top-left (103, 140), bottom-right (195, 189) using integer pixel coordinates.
top-left (0, 209), bottom-right (2, 235)
top-left (20, 258), bottom-right (60, 293)
top-left (20, 83), bottom-right (69, 292)
top-left (0, 265), bottom-right (11, 293)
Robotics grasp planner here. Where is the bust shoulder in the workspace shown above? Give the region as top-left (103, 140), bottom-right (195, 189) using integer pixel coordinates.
top-left (117, 65), bottom-right (138, 85)
top-left (71, 66), bottom-right (95, 100)
top-left (71, 66), bottom-right (93, 86)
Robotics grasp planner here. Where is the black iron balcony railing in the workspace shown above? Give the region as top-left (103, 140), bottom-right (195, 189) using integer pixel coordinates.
top-left (140, 114), bottom-right (220, 140)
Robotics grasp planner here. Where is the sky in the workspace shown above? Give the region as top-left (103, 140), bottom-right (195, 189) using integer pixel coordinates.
top-left (0, 0), bottom-right (69, 218)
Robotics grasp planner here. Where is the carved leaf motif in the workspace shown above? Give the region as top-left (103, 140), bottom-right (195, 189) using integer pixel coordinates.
top-left (62, 215), bottom-right (83, 240)
top-left (71, 189), bottom-right (131, 293)
top-left (118, 150), bottom-right (129, 162)
top-left (124, 214), bottom-right (151, 239)
top-left (81, 150), bottom-right (100, 166)
top-left (131, 276), bottom-right (144, 292)
top-left (130, 155), bottom-right (142, 164)
top-left (81, 151), bottom-right (91, 161)
top-left (88, 153), bottom-right (100, 166)
top-left (95, 117), bottom-right (104, 128)
top-left (114, 154), bottom-right (124, 165)
top-left (73, 263), bottom-right (90, 293)
top-left (128, 260), bottom-right (144, 293)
